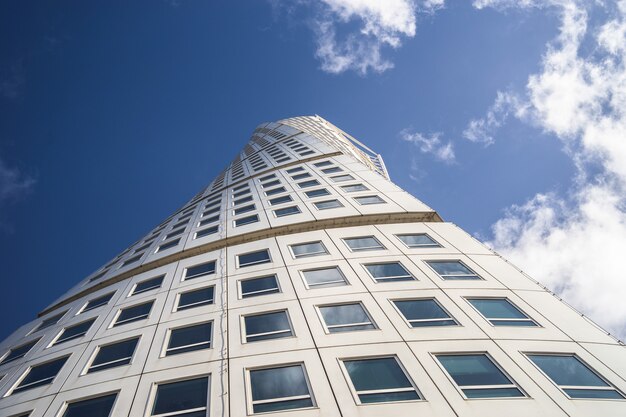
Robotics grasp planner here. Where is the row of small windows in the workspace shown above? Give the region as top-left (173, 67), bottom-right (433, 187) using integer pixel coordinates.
top-left (5, 352), bottom-right (623, 417)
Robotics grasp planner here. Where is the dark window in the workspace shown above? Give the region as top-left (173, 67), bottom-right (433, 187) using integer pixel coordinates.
top-left (261, 179), bottom-right (281, 188)
top-left (313, 161), bottom-right (332, 167)
top-left (132, 276), bottom-right (164, 295)
top-left (269, 195), bottom-right (293, 206)
top-left (322, 167), bottom-right (342, 174)
top-left (318, 303), bottom-right (375, 333)
top-left (286, 166), bottom-right (305, 173)
top-left (274, 206), bottom-right (300, 217)
top-left (157, 239), bottom-right (180, 252)
top-left (195, 225), bottom-right (218, 239)
top-left (343, 357), bottom-right (420, 403)
top-left (291, 173), bottom-right (311, 180)
top-left (297, 180), bottom-right (319, 188)
top-left (55, 319), bottom-right (96, 345)
top-left (396, 234), bottom-right (440, 248)
top-left (184, 261), bottom-right (216, 280)
top-left (427, 261), bottom-right (481, 280)
top-left (249, 365), bottom-right (313, 413)
top-left (234, 204), bottom-right (255, 215)
top-left (0, 339), bottom-right (40, 365)
top-left (88, 338), bottom-right (139, 373)
top-left (164, 228), bottom-right (186, 240)
top-left (364, 262), bottom-right (414, 282)
top-left (82, 293), bottom-right (115, 313)
top-left (234, 214), bottom-right (259, 227)
top-left (314, 199), bottom-right (343, 210)
top-left (114, 301), bottom-right (154, 326)
top-left (393, 299), bottom-right (457, 327)
top-left (304, 188), bottom-right (330, 198)
top-left (13, 356), bottom-right (68, 394)
top-left (151, 377), bottom-right (209, 417)
top-left (36, 311), bottom-right (66, 331)
top-left (234, 195), bottom-right (253, 206)
top-left (265, 186), bottom-right (286, 196)
top-left (177, 287), bottom-right (215, 311)
top-left (468, 298), bottom-right (537, 326)
top-left (244, 311), bottom-right (293, 342)
top-left (62, 393), bottom-right (118, 417)
top-left (238, 250), bottom-right (271, 268)
top-left (240, 275), bottom-right (280, 298)
top-left (166, 322), bottom-right (212, 356)
top-left (198, 215), bottom-right (219, 227)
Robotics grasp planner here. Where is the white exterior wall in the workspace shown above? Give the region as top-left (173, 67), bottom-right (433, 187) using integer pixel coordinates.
top-left (0, 116), bottom-right (624, 417)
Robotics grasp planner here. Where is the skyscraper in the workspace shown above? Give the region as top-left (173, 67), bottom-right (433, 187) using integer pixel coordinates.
top-left (0, 115), bottom-right (624, 417)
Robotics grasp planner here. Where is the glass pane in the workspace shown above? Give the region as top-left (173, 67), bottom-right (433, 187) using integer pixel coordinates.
top-left (253, 398), bottom-right (313, 413)
top-left (178, 287), bottom-right (214, 310)
top-left (1, 340), bottom-right (39, 364)
top-left (15, 357), bottom-right (68, 392)
top-left (355, 196), bottom-right (384, 204)
top-left (359, 391), bottom-right (419, 403)
top-left (91, 338), bottom-right (138, 369)
top-left (250, 365), bottom-right (310, 401)
top-left (275, 206), bottom-right (300, 217)
top-left (38, 312), bottom-right (66, 330)
top-left (492, 320), bottom-right (536, 326)
top-left (331, 175), bottom-right (354, 182)
top-left (564, 388), bottom-right (624, 399)
top-left (341, 184), bottom-right (368, 192)
top-left (238, 250), bottom-right (270, 267)
top-left (167, 323), bottom-right (212, 354)
top-left (305, 189), bottom-right (330, 198)
top-left (245, 311), bottom-right (292, 341)
top-left (528, 355), bottom-right (609, 387)
top-left (291, 242), bottom-right (326, 258)
top-left (314, 200), bottom-right (342, 209)
top-left (241, 276), bottom-right (279, 298)
top-left (319, 304), bottom-right (372, 331)
top-left (469, 299), bottom-right (528, 319)
top-left (394, 299), bottom-right (451, 321)
top-left (185, 262), bottom-right (216, 279)
top-left (84, 293), bottom-right (114, 311)
top-left (397, 234), bottom-right (439, 247)
top-left (117, 302), bottom-right (153, 324)
top-left (153, 377), bottom-right (208, 415)
top-left (134, 276), bottom-right (164, 294)
top-left (344, 237), bottom-right (384, 251)
top-left (298, 180), bottom-right (319, 188)
top-left (411, 319), bottom-right (457, 327)
top-left (269, 195), bottom-right (292, 205)
top-left (463, 387), bottom-right (524, 398)
top-left (428, 261), bottom-right (474, 276)
top-left (63, 393), bottom-right (117, 417)
top-left (365, 263), bottom-right (412, 279)
top-left (437, 354), bottom-right (513, 386)
top-left (57, 320), bottom-right (95, 343)
top-left (344, 358), bottom-right (413, 391)
top-left (303, 267), bottom-right (346, 287)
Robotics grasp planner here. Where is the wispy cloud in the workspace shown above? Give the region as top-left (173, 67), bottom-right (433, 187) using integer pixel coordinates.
top-left (400, 129), bottom-right (456, 163)
top-left (0, 156), bottom-right (36, 209)
top-left (463, 91), bottom-right (527, 145)
top-left (474, 0), bottom-right (626, 339)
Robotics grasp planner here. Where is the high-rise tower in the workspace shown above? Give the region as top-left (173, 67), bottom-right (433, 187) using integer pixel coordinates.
top-left (0, 116), bottom-right (625, 417)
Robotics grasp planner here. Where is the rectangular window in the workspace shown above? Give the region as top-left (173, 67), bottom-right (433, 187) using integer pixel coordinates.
top-left (274, 206), bottom-right (300, 217)
top-left (302, 266), bottom-right (347, 288)
top-left (238, 249), bottom-right (271, 268)
top-left (304, 188), bottom-right (330, 198)
top-left (314, 199), bottom-right (343, 210)
top-left (195, 225), bottom-right (218, 239)
top-left (134, 241), bottom-right (154, 254)
top-left (35, 311), bottom-right (66, 332)
top-left (62, 393), bottom-right (117, 417)
top-left (244, 310), bottom-right (293, 342)
top-left (171, 219), bottom-right (189, 230)
top-left (151, 377), bottom-right (209, 417)
top-left (235, 214), bottom-right (259, 227)
top-left (331, 174), bottom-right (354, 182)
top-left (164, 228), bottom-right (186, 241)
top-left (289, 241), bottom-right (328, 258)
top-left (131, 275), bottom-right (164, 296)
top-left (291, 173), bottom-right (311, 180)
top-left (177, 286), bottom-right (215, 311)
top-left (436, 354), bottom-right (525, 398)
top-left (234, 195), bottom-right (253, 206)
top-left (527, 354), bottom-right (624, 399)
top-left (286, 166), bottom-right (304, 173)
top-left (343, 357), bottom-right (420, 403)
top-left (184, 261), bottom-right (216, 280)
top-left (341, 183), bottom-right (369, 192)
top-left (396, 234), bottom-right (441, 248)
top-left (321, 167), bottom-right (342, 174)
top-left (426, 261), bottom-right (481, 280)
top-left (240, 275), bottom-right (280, 298)
top-left (318, 303), bottom-right (376, 333)
top-left (12, 356), bottom-right (68, 394)
top-left (82, 292), bottom-right (115, 313)
top-left (265, 186), bottom-right (286, 196)
top-left (314, 160), bottom-right (332, 167)
top-left (233, 183), bottom-right (250, 191)
top-left (269, 195), bottom-right (293, 206)
top-left (234, 204), bottom-right (255, 215)
top-left (233, 189), bottom-right (251, 198)
top-left (363, 262), bottom-right (414, 282)
top-left (393, 299), bottom-right (457, 327)
top-left (54, 319), bottom-right (96, 345)
top-left (199, 215), bottom-right (219, 226)
top-left (343, 236), bottom-right (385, 251)
top-left (121, 254), bottom-right (142, 267)
top-left (249, 364), bottom-right (314, 413)
top-left (87, 338), bottom-right (139, 373)
top-left (0, 339), bottom-right (39, 365)
top-left (202, 206), bottom-right (220, 217)
top-left (297, 179), bottom-right (319, 188)
top-left (259, 174), bottom-right (276, 181)
top-left (468, 298), bottom-right (537, 326)
top-left (354, 195), bottom-right (386, 205)
top-left (156, 239), bottom-right (180, 253)
top-left (113, 301), bottom-right (154, 327)
top-left (261, 179), bottom-right (281, 188)
top-left (166, 322), bottom-right (212, 356)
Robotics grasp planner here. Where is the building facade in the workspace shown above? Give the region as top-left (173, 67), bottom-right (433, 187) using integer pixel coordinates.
top-left (0, 115), bottom-right (625, 417)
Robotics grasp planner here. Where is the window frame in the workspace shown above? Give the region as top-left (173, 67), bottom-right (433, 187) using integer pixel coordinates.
top-left (183, 261), bottom-right (216, 281)
top-left (237, 249), bottom-right (272, 268)
top-left (525, 352), bottom-right (625, 400)
top-left (315, 302), bottom-right (377, 334)
top-left (245, 363), bottom-right (315, 414)
top-left (52, 318), bottom-right (96, 346)
top-left (0, 339), bottom-right (40, 365)
top-left (342, 236), bottom-right (386, 252)
top-left (273, 205), bottom-right (301, 218)
top-left (59, 392), bottom-right (118, 417)
top-left (434, 352), bottom-right (526, 399)
top-left (313, 199), bottom-right (344, 210)
top-left (466, 297), bottom-right (538, 327)
top-left (354, 195), bottom-right (386, 205)
top-left (164, 321), bottom-right (213, 357)
top-left (79, 292), bottom-right (115, 314)
top-left (300, 266), bottom-right (348, 289)
top-left (130, 275), bottom-right (164, 296)
top-left (241, 309), bottom-right (295, 343)
top-left (149, 375), bottom-right (211, 417)
top-left (175, 286), bottom-right (215, 311)
top-left (85, 336), bottom-right (140, 374)
top-left (112, 300), bottom-right (154, 327)
top-left (234, 214), bottom-right (260, 227)
top-left (304, 188), bottom-right (330, 198)
top-left (339, 355), bottom-right (422, 405)
top-left (362, 262), bottom-right (415, 283)
top-left (10, 355), bottom-right (69, 394)
top-left (288, 241), bottom-right (328, 259)
top-left (390, 298), bottom-right (459, 328)
top-left (425, 260), bottom-right (483, 280)
top-left (395, 233), bottom-right (441, 249)
top-left (238, 274), bottom-right (281, 299)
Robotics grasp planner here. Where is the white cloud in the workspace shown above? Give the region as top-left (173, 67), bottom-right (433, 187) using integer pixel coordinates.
top-left (0, 157), bottom-right (35, 207)
top-left (314, 0), bottom-right (418, 74)
top-left (400, 129), bottom-right (456, 163)
top-left (476, 0), bottom-right (626, 339)
top-left (463, 91), bottom-right (526, 145)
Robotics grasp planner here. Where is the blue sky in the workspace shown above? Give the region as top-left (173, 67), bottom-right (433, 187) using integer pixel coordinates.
top-left (1, 0), bottom-right (625, 341)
